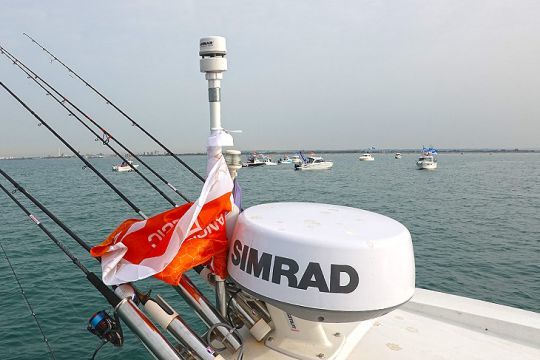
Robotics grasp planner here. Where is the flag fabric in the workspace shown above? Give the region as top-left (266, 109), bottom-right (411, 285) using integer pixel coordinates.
top-left (423, 146), bottom-right (438, 155)
top-left (299, 151), bottom-right (308, 164)
top-left (233, 178), bottom-right (242, 210)
top-left (91, 155), bottom-right (233, 285)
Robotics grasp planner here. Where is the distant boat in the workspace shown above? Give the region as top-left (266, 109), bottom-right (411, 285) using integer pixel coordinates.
top-left (295, 156), bottom-right (333, 171)
top-left (278, 155), bottom-right (293, 164)
top-left (417, 147), bottom-right (438, 170)
top-left (242, 153), bottom-right (265, 167)
top-left (395, 153), bottom-right (402, 159)
top-left (416, 154), bottom-right (437, 170)
top-left (112, 160), bottom-right (139, 172)
top-left (359, 153), bottom-right (375, 161)
top-left (261, 155), bottom-right (277, 166)
top-left (291, 154), bottom-right (303, 165)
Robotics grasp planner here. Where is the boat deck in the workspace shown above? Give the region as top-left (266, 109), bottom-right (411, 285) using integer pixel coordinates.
top-left (227, 288), bottom-right (540, 359)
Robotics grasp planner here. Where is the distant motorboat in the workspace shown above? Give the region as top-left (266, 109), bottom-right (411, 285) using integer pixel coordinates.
top-left (278, 155), bottom-right (293, 164)
top-left (291, 155), bottom-right (303, 165)
top-left (112, 160), bottom-right (139, 172)
top-left (261, 155), bottom-right (277, 166)
top-left (416, 154), bottom-right (437, 170)
top-left (242, 153), bottom-right (265, 167)
top-left (395, 153), bottom-right (402, 159)
top-left (359, 153), bottom-right (375, 161)
top-left (295, 156), bottom-right (333, 171)
top-left (262, 158), bottom-right (277, 166)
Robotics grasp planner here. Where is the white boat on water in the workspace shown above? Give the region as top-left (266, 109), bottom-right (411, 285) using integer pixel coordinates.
top-left (278, 155), bottom-right (293, 164)
top-left (295, 155), bottom-right (333, 170)
top-left (416, 153), bottom-right (437, 170)
top-left (395, 152), bottom-right (402, 159)
top-left (261, 155), bottom-right (277, 166)
top-left (359, 153), bottom-right (375, 161)
top-left (291, 154), bottom-right (302, 165)
top-left (112, 160), bottom-right (139, 172)
top-left (242, 154), bottom-right (265, 167)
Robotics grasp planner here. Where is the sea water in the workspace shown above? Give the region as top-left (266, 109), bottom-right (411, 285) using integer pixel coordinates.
top-left (0, 153), bottom-right (538, 359)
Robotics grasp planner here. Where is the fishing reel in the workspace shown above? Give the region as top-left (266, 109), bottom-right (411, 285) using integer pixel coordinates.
top-left (87, 310), bottom-right (124, 347)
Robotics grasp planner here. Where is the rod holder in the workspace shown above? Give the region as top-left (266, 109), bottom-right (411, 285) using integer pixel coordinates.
top-left (175, 275), bottom-right (242, 352)
top-left (115, 298), bottom-right (182, 360)
top-left (144, 295), bottom-right (224, 360)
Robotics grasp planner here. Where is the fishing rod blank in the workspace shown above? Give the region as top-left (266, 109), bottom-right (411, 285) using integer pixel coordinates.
top-left (2, 79), bottom-right (239, 352)
top-left (0, 167), bottom-right (92, 252)
top-left (0, 181), bottom-right (183, 360)
top-left (1, 167), bottom-right (239, 355)
top-left (0, 168), bottom-right (226, 358)
top-left (0, 236), bottom-right (57, 360)
top-left (0, 81), bottom-right (147, 219)
top-left (4, 163), bottom-right (242, 353)
top-left (23, 33), bottom-right (205, 183)
top-left (0, 47), bottom-right (178, 207)
top-left (0, 45), bottom-right (190, 203)
top-left (0, 180), bottom-right (118, 306)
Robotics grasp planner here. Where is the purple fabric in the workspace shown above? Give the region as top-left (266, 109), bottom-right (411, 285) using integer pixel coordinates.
top-left (233, 178), bottom-right (243, 211)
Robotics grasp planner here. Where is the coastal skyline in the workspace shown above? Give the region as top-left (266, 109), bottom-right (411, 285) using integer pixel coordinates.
top-left (1, 1), bottom-right (539, 156)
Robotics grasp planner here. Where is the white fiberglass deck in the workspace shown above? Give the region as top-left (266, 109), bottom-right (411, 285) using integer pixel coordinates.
top-left (226, 288), bottom-right (540, 359)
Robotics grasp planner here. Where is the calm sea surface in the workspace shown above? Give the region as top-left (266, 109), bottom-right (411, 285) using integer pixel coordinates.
top-left (0, 153), bottom-right (539, 359)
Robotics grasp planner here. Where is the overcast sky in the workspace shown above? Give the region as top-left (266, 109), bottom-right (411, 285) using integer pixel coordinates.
top-left (1, 0), bottom-right (539, 156)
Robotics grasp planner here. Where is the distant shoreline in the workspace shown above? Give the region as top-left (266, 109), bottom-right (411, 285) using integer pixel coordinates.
top-left (1, 148), bottom-right (536, 160)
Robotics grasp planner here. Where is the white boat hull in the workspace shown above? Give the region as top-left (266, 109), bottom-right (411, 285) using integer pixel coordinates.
top-left (416, 161), bottom-right (437, 170)
top-left (296, 162), bottom-right (333, 170)
top-left (359, 154), bottom-right (375, 161)
top-left (113, 164), bottom-right (139, 172)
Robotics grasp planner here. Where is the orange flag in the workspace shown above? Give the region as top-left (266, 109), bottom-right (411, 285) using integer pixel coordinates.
top-left (91, 156), bottom-right (233, 285)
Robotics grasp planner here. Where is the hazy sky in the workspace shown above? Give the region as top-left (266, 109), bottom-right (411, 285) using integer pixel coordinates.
top-left (1, 0), bottom-right (539, 156)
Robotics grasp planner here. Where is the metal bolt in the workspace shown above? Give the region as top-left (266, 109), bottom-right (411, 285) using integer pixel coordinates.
top-left (333, 332), bottom-right (341, 337)
top-left (316, 353), bottom-right (325, 358)
top-left (267, 336), bottom-right (273, 342)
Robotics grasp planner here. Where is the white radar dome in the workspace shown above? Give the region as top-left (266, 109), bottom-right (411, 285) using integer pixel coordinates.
top-left (227, 202), bottom-right (415, 322)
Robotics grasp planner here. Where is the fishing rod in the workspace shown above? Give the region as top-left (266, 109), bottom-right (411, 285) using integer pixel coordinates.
top-left (4, 41), bottom-right (243, 353)
top-left (0, 168), bottom-right (239, 359)
top-left (0, 236), bottom-right (56, 360)
top-left (0, 46), bottom-right (181, 206)
top-left (0, 83), bottom-right (241, 353)
top-left (0, 180), bottom-right (183, 360)
top-left (23, 33), bottom-right (205, 183)
top-left (0, 81), bottom-right (147, 219)
top-left (1, 167), bottom-right (239, 359)
top-left (0, 45), bottom-right (190, 203)
top-left (0, 181), bottom-right (116, 303)
top-left (0, 168), bottom-right (91, 253)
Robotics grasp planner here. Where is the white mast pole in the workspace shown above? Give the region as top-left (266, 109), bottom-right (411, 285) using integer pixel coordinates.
top-left (199, 36), bottom-right (230, 176)
top-left (199, 36), bottom-right (231, 317)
